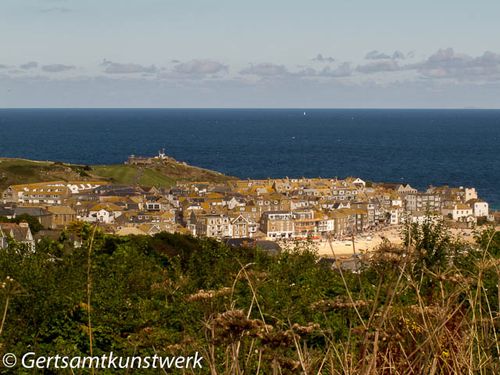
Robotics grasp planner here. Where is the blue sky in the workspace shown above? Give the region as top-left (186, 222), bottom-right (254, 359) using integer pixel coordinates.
top-left (1, 0), bottom-right (500, 107)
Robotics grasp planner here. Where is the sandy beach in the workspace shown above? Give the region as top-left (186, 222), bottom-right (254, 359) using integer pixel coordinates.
top-left (311, 226), bottom-right (489, 257)
top-left (314, 227), bottom-right (403, 257)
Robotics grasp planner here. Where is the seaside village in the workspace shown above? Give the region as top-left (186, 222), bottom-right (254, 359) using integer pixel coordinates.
top-left (0, 153), bottom-right (495, 255)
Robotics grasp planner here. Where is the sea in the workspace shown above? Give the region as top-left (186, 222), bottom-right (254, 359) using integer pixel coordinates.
top-left (0, 109), bottom-right (499, 209)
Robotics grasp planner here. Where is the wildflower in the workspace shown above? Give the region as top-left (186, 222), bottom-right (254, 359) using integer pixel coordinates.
top-left (187, 287), bottom-right (231, 302)
top-left (311, 298), bottom-right (370, 312)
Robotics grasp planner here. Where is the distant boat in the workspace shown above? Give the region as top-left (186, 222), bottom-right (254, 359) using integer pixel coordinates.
top-left (303, 111), bottom-right (307, 116)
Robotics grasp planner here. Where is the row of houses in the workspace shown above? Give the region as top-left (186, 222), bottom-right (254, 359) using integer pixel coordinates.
top-left (0, 177), bottom-right (493, 244)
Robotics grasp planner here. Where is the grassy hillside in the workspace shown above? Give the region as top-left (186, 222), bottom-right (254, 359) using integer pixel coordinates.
top-left (0, 157), bottom-right (233, 190)
top-left (0, 158), bottom-right (91, 188)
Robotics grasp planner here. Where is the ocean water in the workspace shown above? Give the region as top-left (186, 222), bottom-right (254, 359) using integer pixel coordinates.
top-left (0, 108), bottom-right (499, 208)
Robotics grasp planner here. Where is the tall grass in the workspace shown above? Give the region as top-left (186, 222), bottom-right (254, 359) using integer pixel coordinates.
top-left (187, 226), bottom-right (500, 374)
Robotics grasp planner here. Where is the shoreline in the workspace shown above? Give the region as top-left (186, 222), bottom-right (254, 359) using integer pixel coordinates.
top-left (280, 226), bottom-right (494, 258)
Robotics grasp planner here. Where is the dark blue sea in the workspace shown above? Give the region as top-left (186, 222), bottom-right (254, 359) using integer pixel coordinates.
top-left (0, 109), bottom-right (499, 208)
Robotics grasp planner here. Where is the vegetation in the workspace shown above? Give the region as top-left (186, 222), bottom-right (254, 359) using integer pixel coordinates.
top-left (0, 214), bottom-right (44, 234)
top-left (0, 157), bottom-right (233, 191)
top-left (0, 221), bottom-right (499, 373)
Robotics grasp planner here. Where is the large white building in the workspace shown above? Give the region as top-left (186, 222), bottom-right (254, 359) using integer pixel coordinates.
top-left (442, 204), bottom-right (474, 222)
top-left (471, 201), bottom-right (489, 218)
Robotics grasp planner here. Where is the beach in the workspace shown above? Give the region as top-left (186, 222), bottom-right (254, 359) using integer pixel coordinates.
top-left (312, 226), bottom-right (489, 257)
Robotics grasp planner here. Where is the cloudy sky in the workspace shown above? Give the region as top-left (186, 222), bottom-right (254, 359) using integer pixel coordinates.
top-left (1, 0), bottom-right (500, 108)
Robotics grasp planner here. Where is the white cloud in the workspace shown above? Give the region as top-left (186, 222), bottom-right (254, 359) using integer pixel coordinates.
top-left (365, 50), bottom-right (391, 60)
top-left (20, 61), bottom-right (38, 70)
top-left (392, 50), bottom-right (406, 60)
top-left (240, 63), bottom-right (289, 77)
top-left (102, 60), bottom-right (158, 74)
top-left (365, 50), bottom-right (406, 60)
top-left (413, 48), bottom-right (500, 81)
top-left (41, 64), bottom-right (75, 73)
top-left (312, 54), bottom-right (335, 63)
top-left (172, 59), bottom-right (228, 77)
top-left (357, 60), bottom-right (401, 73)
top-left (316, 62), bottom-right (353, 77)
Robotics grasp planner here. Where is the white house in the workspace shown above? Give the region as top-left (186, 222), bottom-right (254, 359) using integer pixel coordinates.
top-left (317, 216), bottom-right (335, 235)
top-left (390, 208), bottom-right (403, 225)
top-left (261, 211), bottom-right (294, 239)
top-left (87, 203), bottom-right (123, 224)
top-left (196, 214), bottom-right (233, 239)
top-left (442, 204), bottom-right (474, 222)
top-left (471, 201), bottom-right (489, 218)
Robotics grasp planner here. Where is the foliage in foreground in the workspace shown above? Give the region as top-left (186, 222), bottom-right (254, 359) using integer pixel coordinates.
top-left (0, 221), bottom-right (499, 374)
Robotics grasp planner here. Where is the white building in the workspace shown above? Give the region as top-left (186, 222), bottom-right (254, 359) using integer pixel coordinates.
top-left (465, 188), bottom-right (478, 202)
top-left (442, 204), bottom-right (474, 222)
top-left (261, 211), bottom-right (294, 239)
top-left (67, 181), bottom-right (106, 194)
top-left (390, 208), bottom-right (403, 225)
top-left (87, 203), bottom-right (123, 224)
top-left (196, 214), bottom-right (233, 239)
top-left (471, 201), bottom-right (489, 218)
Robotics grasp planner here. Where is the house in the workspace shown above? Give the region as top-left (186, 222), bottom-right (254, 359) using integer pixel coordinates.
top-left (14, 206), bottom-right (52, 228)
top-left (87, 203), bottom-right (123, 224)
top-left (230, 214), bottom-right (258, 238)
top-left (195, 214), bottom-right (233, 239)
top-left (316, 212), bottom-right (335, 236)
top-left (292, 209), bottom-right (319, 239)
top-left (3, 182), bottom-right (69, 205)
top-left (379, 183), bottom-right (417, 195)
top-left (328, 211), bottom-right (351, 237)
top-left (389, 207), bottom-right (403, 225)
top-left (442, 204), bottom-right (474, 222)
top-left (45, 205), bottom-right (77, 229)
top-left (468, 200), bottom-right (489, 218)
top-left (405, 193), bottom-right (441, 212)
top-left (0, 222), bottom-right (35, 251)
top-left (260, 211), bottom-right (294, 239)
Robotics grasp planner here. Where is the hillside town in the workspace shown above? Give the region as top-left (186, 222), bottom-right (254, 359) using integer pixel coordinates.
top-left (0, 153), bottom-right (496, 252)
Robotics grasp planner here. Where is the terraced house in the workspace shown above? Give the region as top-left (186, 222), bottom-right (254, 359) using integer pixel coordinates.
top-left (2, 182), bottom-right (70, 205)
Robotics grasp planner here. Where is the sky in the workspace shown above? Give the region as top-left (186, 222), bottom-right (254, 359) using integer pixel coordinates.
top-left (1, 0), bottom-right (500, 108)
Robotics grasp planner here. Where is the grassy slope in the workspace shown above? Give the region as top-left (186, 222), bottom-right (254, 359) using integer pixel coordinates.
top-left (91, 165), bottom-right (177, 187)
top-left (0, 158), bottom-right (89, 188)
top-left (0, 157), bottom-right (233, 190)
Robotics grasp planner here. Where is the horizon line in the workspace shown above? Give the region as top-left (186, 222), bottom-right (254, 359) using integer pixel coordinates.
top-left (1, 107), bottom-right (500, 110)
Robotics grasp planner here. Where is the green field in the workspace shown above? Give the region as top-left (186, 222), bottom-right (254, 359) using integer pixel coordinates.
top-left (91, 165), bottom-right (176, 187)
top-left (0, 157), bottom-right (232, 190)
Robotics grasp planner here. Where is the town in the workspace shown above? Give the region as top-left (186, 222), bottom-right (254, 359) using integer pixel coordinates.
top-left (0, 152), bottom-right (495, 253)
